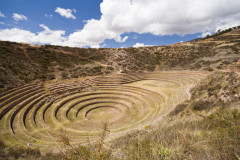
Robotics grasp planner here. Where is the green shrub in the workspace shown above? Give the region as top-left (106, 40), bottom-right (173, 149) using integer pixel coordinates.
top-left (106, 66), bottom-right (114, 71)
top-left (47, 74), bottom-right (55, 80)
top-left (216, 65), bottom-right (222, 69)
top-left (0, 140), bottom-right (41, 159)
top-left (204, 109), bottom-right (240, 159)
top-left (207, 84), bottom-right (221, 93)
top-left (205, 67), bottom-right (214, 71)
top-left (170, 104), bottom-right (188, 115)
top-left (192, 100), bottom-right (213, 111)
top-left (222, 61), bottom-right (231, 65)
top-left (61, 72), bottom-right (69, 79)
top-left (71, 74), bottom-right (78, 78)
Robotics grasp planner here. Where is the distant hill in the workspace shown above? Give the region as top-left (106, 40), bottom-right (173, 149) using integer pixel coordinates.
top-left (1, 28), bottom-right (240, 91)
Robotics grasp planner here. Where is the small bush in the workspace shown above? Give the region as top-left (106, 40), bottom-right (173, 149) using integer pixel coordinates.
top-left (71, 74), bottom-right (78, 78)
top-left (61, 72), bottom-right (69, 79)
top-left (170, 104), bottom-right (188, 115)
top-left (204, 109), bottom-right (240, 159)
top-left (207, 84), bottom-right (221, 92)
top-left (216, 65), bottom-right (222, 69)
top-left (192, 100), bottom-right (213, 111)
top-left (205, 67), bottom-right (214, 71)
top-left (106, 66), bottom-right (114, 71)
top-left (0, 140), bottom-right (41, 159)
top-left (47, 74), bottom-right (55, 80)
top-left (222, 61), bottom-right (231, 65)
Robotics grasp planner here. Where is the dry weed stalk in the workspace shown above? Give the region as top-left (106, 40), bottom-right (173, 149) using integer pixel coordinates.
top-left (59, 128), bottom-right (81, 159)
top-left (98, 120), bottom-right (111, 153)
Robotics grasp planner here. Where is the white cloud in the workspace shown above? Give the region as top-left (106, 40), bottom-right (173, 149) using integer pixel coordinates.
top-left (0, 11), bottom-right (5, 18)
top-left (0, 24), bottom-right (66, 45)
top-left (90, 44), bottom-right (101, 48)
top-left (121, 36), bottom-right (128, 42)
top-left (199, 32), bottom-right (212, 38)
top-left (214, 12), bottom-right (240, 32)
top-left (44, 14), bottom-right (53, 18)
top-left (13, 13), bottom-right (27, 21)
top-left (133, 43), bottom-right (145, 47)
top-left (32, 24), bottom-right (66, 45)
top-left (133, 43), bottom-right (153, 47)
top-left (0, 28), bottom-right (35, 43)
top-left (60, 0), bottom-right (240, 47)
top-left (55, 7), bottom-right (76, 19)
top-left (1, 0), bottom-right (240, 48)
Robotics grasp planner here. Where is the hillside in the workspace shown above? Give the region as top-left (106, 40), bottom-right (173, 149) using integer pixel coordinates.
top-left (1, 28), bottom-right (240, 91)
top-left (0, 27), bottom-right (240, 160)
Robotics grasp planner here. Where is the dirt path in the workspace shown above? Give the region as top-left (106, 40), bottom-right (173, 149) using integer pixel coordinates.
top-left (21, 46), bottom-right (33, 63)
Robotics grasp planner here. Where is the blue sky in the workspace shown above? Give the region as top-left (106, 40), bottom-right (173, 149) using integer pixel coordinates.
top-left (0, 0), bottom-right (240, 48)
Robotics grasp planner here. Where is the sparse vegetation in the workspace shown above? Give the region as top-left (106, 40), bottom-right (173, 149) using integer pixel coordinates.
top-left (205, 26), bottom-right (240, 38)
top-left (0, 26), bottom-right (240, 160)
top-left (111, 108), bottom-right (240, 160)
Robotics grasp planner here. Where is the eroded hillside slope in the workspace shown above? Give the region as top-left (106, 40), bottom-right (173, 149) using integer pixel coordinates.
top-left (0, 28), bottom-right (240, 91)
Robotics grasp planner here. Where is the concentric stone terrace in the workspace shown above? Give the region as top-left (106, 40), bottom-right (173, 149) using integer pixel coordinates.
top-left (0, 71), bottom-right (208, 147)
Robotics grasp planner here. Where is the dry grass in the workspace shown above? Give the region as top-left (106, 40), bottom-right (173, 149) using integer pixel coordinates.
top-left (110, 108), bottom-right (240, 160)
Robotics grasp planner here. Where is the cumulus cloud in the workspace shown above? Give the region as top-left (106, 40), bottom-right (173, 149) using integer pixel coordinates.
top-left (0, 11), bottom-right (5, 18)
top-left (133, 43), bottom-right (145, 47)
top-left (0, 28), bottom-right (35, 43)
top-left (0, 24), bottom-right (66, 45)
top-left (199, 32), bottom-right (212, 38)
top-left (55, 7), bottom-right (76, 19)
top-left (61, 0), bottom-right (240, 47)
top-left (0, 24), bottom-right (102, 47)
top-left (1, 0), bottom-right (240, 47)
top-left (13, 13), bottom-right (27, 21)
top-left (133, 43), bottom-right (152, 47)
top-left (90, 44), bottom-right (101, 48)
top-left (121, 36), bottom-right (128, 42)
top-left (32, 24), bottom-right (66, 44)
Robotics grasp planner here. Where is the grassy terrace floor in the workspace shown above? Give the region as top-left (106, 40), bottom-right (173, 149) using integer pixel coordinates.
top-left (0, 71), bottom-right (208, 151)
